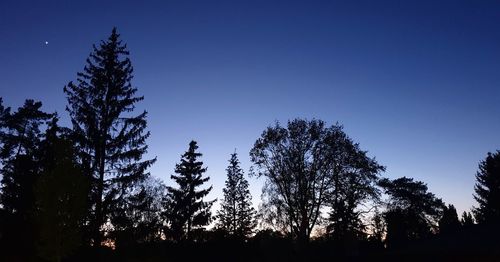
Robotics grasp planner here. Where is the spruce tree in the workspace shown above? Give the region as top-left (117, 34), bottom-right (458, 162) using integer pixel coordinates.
top-left (216, 152), bottom-right (256, 239)
top-left (166, 140), bottom-right (214, 241)
top-left (473, 151), bottom-right (500, 224)
top-left (64, 28), bottom-right (156, 246)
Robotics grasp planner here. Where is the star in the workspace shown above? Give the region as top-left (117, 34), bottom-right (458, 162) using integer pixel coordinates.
top-left (45, 41), bottom-right (48, 45)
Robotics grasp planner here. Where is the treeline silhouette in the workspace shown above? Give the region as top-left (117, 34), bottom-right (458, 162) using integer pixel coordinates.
top-left (0, 28), bottom-right (499, 262)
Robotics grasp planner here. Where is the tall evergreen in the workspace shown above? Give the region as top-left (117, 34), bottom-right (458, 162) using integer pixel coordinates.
top-left (0, 99), bottom-right (52, 215)
top-left (473, 151), bottom-right (500, 224)
top-left (63, 28), bottom-right (156, 246)
top-left (438, 204), bottom-right (460, 234)
top-left (165, 140), bottom-right (214, 241)
top-left (461, 211), bottom-right (475, 226)
top-left (0, 99), bottom-right (51, 256)
top-left (35, 116), bottom-right (89, 262)
top-left (216, 152), bottom-right (256, 239)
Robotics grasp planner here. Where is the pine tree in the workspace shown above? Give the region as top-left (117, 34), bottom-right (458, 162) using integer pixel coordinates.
top-left (0, 99), bottom-right (52, 215)
top-left (0, 97), bottom-right (9, 135)
top-left (63, 28), bottom-right (156, 246)
top-left (439, 204), bottom-right (460, 234)
top-left (473, 151), bottom-right (500, 224)
top-left (216, 152), bottom-right (256, 239)
top-left (0, 99), bottom-right (52, 255)
top-left (461, 211), bottom-right (475, 226)
top-left (165, 140), bottom-right (214, 242)
top-left (35, 116), bottom-right (89, 262)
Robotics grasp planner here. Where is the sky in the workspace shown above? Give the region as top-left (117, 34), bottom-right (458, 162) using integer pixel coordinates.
top-left (1, 0), bottom-right (499, 216)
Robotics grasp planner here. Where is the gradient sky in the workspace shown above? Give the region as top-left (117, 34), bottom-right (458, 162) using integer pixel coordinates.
top-left (1, 0), bottom-right (499, 215)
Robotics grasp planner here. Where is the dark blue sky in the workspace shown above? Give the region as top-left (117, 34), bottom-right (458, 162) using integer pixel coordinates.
top-left (1, 0), bottom-right (499, 214)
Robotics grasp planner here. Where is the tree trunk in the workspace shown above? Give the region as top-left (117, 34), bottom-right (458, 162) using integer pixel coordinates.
top-left (93, 142), bottom-right (106, 246)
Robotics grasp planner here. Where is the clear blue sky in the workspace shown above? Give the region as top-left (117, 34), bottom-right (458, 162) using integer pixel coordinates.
top-left (1, 0), bottom-right (499, 215)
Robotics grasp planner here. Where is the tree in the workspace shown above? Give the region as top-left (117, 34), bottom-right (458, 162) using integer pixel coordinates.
top-left (461, 211), bottom-right (474, 226)
top-left (216, 152), bottom-right (256, 239)
top-left (368, 207), bottom-right (385, 244)
top-left (0, 97), bottom-right (9, 140)
top-left (438, 204), bottom-right (460, 234)
top-left (165, 140), bottom-right (214, 241)
top-left (323, 125), bottom-right (384, 240)
top-left (110, 177), bottom-right (165, 248)
top-left (378, 177), bottom-right (444, 247)
top-left (35, 117), bottom-right (89, 262)
top-left (64, 28), bottom-right (156, 246)
top-left (0, 99), bottom-right (51, 257)
top-left (0, 100), bottom-right (52, 215)
top-left (473, 151), bottom-right (500, 225)
top-left (250, 119), bottom-right (383, 246)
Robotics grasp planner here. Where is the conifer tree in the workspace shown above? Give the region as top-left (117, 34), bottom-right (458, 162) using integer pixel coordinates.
top-left (64, 28), bottom-right (156, 245)
top-left (0, 99), bottom-right (51, 255)
top-left (379, 177), bottom-right (444, 247)
top-left (461, 211), bottom-right (475, 226)
top-left (439, 204), bottom-right (460, 234)
top-left (216, 152), bottom-right (256, 239)
top-left (165, 141), bottom-right (214, 241)
top-left (0, 99), bottom-right (52, 215)
top-left (35, 116), bottom-right (89, 262)
top-left (473, 151), bottom-right (500, 224)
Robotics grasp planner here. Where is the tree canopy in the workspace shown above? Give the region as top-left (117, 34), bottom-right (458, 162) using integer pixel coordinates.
top-left (473, 151), bottom-right (500, 225)
top-left (250, 119), bottom-right (383, 245)
top-left (379, 177), bottom-right (444, 247)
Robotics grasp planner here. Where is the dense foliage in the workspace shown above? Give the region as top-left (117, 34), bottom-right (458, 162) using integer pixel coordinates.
top-left (0, 28), bottom-right (498, 261)
top-left (216, 152), bottom-right (256, 239)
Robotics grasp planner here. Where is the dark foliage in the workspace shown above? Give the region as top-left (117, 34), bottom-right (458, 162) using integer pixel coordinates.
top-left (473, 151), bottom-right (500, 225)
top-left (1, 27), bottom-right (500, 261)
top-left (0, 99), bottom-right (52, 258)
top-left (35, 117), bottom-right (90, 262)
top-left (323, 124), bottom-right (385, 240)
top-left (250, 118), bottom-right (383, 245)
top-left (165, 140), bottom-right (214, 241)
top-left (461, 211), bottom-right (475, 226)
top-left (379, 177), bottom-right (444, 248)
top-left (216, 152), bottom-right (256, 239)
top-left (439, 204), bottom-right (460, 234)
top-left (63, 28), bottom-right (156, 246)
top-left (0, 99), bottom-right (52, 215)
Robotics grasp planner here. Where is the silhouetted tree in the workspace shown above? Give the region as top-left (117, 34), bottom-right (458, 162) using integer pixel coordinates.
top-left (379, 177), bottom-right (444, 247)
top-left (110, 177), bottom-right (165, 248)
top-left (250, 119), bottom-right (383, 246)
top-left (0, 99), bottom-right (51, 257)
top-left (0, 97), bottom-right (9, 138)
top-left (35, 116), bottom-right (89, 262)
top-left (368, 208), bottom-right (385, 244)
top-left (165, 140), bottom-right (214, 241)
top-left (473, 151), bottom-right (500, 225)
top-left (438, 204), bottom-right (460, 234)
top-left (250, 119), bottom-right (328, 245)
top-left (216, 152), bottom-right (256, 239)
top-left (64, 28), bottom-right (156, 246)
top-left (0, 100), bottom-right (52, 215)
top-left (323, 125), bottom-right (384, 240)
top-left (461, 211), bottom-right (475, 226)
